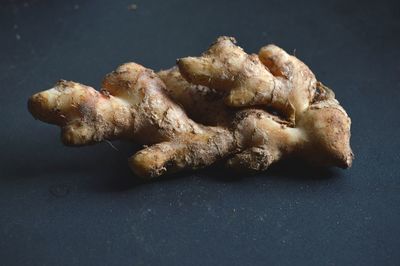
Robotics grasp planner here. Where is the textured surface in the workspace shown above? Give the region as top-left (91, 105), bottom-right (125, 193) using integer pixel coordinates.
top-left (0, 0), bottom-right (399, 265)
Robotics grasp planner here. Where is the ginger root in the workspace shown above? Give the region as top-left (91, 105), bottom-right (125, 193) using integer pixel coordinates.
top-left (28, 36), bottom-right (353, 179)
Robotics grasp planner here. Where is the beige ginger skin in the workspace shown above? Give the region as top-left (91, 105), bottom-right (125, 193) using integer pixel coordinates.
top-left (28, 36), bottom-right (353, 179)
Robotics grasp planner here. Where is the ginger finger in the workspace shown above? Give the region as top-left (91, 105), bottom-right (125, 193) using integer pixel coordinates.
top-left (257, 45), bottom-right (353, 166)
top-left (225, 104), bottom-right (352, 170)
top-left (177, 36), bottom-right (294, 120)
top-left (298, 99), bottom-right (353, 168)
top-left (28, 80), bottom-right (134, 145)
top-left (258, 44), bottom-right (317, 116)
top-left (130, 128), bottom-right (235, 178)
top-left (28, 63), bottom-right (200, 145)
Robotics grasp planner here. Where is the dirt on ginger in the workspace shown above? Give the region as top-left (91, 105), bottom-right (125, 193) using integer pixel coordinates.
top-left (28, 36), bottom-right (353, 179)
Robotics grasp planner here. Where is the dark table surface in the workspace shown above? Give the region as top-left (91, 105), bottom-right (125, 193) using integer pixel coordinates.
top-left (1, 0), bottom-right (399, 265)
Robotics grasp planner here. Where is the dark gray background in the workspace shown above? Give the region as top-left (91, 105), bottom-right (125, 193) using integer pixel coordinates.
top-left (1, 0), bottom-right (399, 265)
